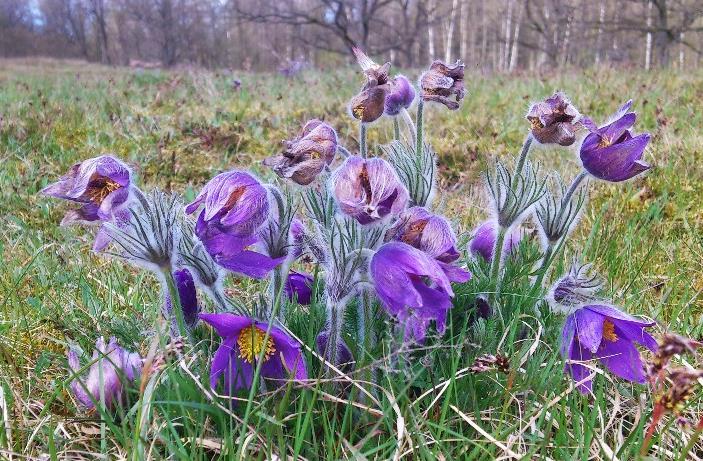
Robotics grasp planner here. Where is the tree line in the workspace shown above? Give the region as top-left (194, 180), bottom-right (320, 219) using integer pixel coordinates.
top-left (1, 0), bottom-right (701, 71)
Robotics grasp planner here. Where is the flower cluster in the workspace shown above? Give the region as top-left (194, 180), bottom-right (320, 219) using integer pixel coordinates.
top-left (43, 47), bottom-right (690, 427)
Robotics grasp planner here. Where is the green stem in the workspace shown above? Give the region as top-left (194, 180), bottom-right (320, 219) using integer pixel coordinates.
top-left (359, 123), bottom-right (367, 158)
top-left (162, 268), bottom-right (189, 340)
top-left (561, 170), bottom-right (588, 208)
top-left (271, 264), bottom-right (286, 321)
top-left (488, 226), bottom-right (507, 304)
top-left (415, 100), bottom-right (424, 159)
top-left (393, 117), bottom-right (400, 141)
top-left (357, 292), bottom-right (366, 349)
top-left (678, 419), bottom-right (703, 461)
top-left (514, 134), bottom-right (534, 176)
top-left (532, 242), bottom-right (555, 292)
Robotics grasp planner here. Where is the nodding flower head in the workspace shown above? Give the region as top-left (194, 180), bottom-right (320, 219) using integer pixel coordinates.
top-left (386, 207), bottom-right (459, 262)
top-left (284, 271), bottom-right (314, 305)
top-left (199, 313), bottom-right (307, 395)
top-left (186, 171), bottom-right (283, 279)
top-left (526, 92), bottom-right (581, 146)
top-left (264, 119), bottom-right (338, 186)
top-left (371, 242), bottom-right (458, 343)
top-left (420, 60), bottom-right (465, 110)
top-left (349, 47), bottom-right (391, 124)
top-left (384, 75), bottom-right (415, 116)
top-left (548, 261), bottom-right (603, 314)
top-left (469, 220), bottom-right (523, 263)
top-left (316, 330), bottom-right (354, 370)
top-left (67, 337), bottom-right (142, 410)
top-left (41, 154), bottom-right (133, 225)
top-left (332, 156), bottom-right (408, 225)
top-left (561, 304), bottom-right (657, 393)
top-left (579, 100), bottom-right (652, 182)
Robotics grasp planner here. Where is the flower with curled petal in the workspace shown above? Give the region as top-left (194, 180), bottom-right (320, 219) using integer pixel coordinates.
top-left (371, 242), bottom-right (462, 343)
top-left (331, 156), bottom-right (408, 225)
top-left (526, 92), bottom-right (581, 146)
top-left (264, 119), bottom-right (338, 185)
top-left (469, 220), bottom-right (522, 262)
top-left (420, 60), bottom-right (465, 110)
top-left (579, 100), bottom-right (652, 182)
top-left (41, 155), bottom-right (133, 251)
top-left (384, 75), bottom-right (415, 116)
top-left (185, 171), bottom-right (284, 279)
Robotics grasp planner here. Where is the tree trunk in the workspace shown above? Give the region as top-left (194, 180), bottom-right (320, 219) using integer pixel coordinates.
top-left (595, 0), bottom-right (605, 64)
top-left (645, 0), bottom-right (653, 70)
top-left (444, 0), bottom-right (459, 63)
top-left (508, 0), bottom-right (523, 72)
top-left (427, 0), bottom-right (436, 59)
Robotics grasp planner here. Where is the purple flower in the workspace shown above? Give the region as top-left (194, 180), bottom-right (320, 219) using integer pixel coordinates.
top-left (579, 100), bottom-right (652, 182)
top-left (371, 242), bottom-right (461, 343)
top-left (316, 330), bottom-right (354, 370)
top-left (384, 75), bottom-right (415, 116)
top-left (469, 221), bottom-right (522, 262)
top-left (67, 337), bottom-right (142, 410)
top-left (199, 313), bottom-right (307, 394)
top-left (285, 271), bottom-right (314, 305)
top-left (349, 47), bottom-right (391, 124)
top-left (185, 171), bottom-right (284, 279)
top-left (548, 262), bottom-right (602, 314)
top-left (420, 60), bottom-right (465, 110)
top-left (332, 156), bottom-right (408, 225)
top-left (164, 268), bottom-right (200, 330)
top-left (41, 155), bottom-right (133, 252)
top-left (385, 207), bottom-right (471, 282)
top-left (263, 119), bottom-right (338, 186)
top-left (526, 93), bottom-right (581, 146)
top-left (289, 218), bottom-right (307, 260)
top-left (561, 304), bottom-right (657, 393)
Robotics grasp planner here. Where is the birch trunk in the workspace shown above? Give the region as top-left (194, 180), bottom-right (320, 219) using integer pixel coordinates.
top-left (595, 0), bottom-right (605, 64)
top-left (645, 0), bottom-right (653, 70)
top-left (445, 0), bottom-right (459, 63)
top-left (508, 0), bottom-right (523, 72)
top-left (428, 0), bottom-right (436, 60)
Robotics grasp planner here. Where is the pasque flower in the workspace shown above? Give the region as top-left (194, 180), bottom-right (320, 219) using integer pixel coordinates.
top-left (67, 337), bottom-right (142, 410)
top-left (420, 60), bottom-right (465, 110)
top-left (285, 271), bottom-right (314, 305)
top-left (332, 156), bottom-right (408, 225)
top-left (186, 171), bottom-right (283, 279)
top-left (163, 268), bottom-right (200, 330)
top-left (349, 47), bottom-right (391, 124)
top-left (548, 261), bottom-right (602, 314)
top-left (263, 119), bottom-right (338, 186)
top-left (200, 313), bottom-right (307, 394)
top-left (579, 100), bottom-right (652, 182)
top-left (384, 75), bottom-right (415, 116)
top-left (371, 242), bottom-right (462, 343)
top-left (316, 330), bottom-right (353, 370)
top-left (469, 220), bottom-right (522, 262)
top-left (561, 304), bottom-right (657, 393)
top-left (385, 206), bottom-right (471, 281)
top-left (526, 93), bottom-right (581, 146)
top-left (41, 155), bottom-right (133, 251)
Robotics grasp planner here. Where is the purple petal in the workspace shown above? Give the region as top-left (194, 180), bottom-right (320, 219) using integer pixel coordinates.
top-left (580, 133), bottom-right (651, 182)
top-left (285, 271), bottom-right (314, 305)
top-left (596, 331), bottom-right (647, 383)
top-left (200, 313), bottom-right (252, 338)
top-left (573, 308), bottom-right (605, 353)
top-left (215, 250), bottom-right (285, 279)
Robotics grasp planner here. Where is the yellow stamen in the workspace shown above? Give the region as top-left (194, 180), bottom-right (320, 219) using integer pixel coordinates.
top-left (237, 325), bottom-right (276, 363)
top-left (529, 118), bottom-right (543, 130)
top-left (602, 320), bottom-right (618, 342)
top-left (353, 105), bottom-right (365, 119)
top-left (86, 175), bottom-right (121, 204)
top-left (598, 136), bottom-right (613, 148)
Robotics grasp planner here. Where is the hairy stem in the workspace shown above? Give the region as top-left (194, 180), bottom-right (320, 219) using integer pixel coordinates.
top-left (325, 295), bottom-right (344, 367)
top-left (488, 226), bottom-right (507, 304)
top-left (359, 123), bottom-right (367, 158)
top-left (393, 117), bottom-right (400, 141)
top-left (514, 134), bottom-right (534, 175)
top-left (561, 170), bottom-right (589, 208)
top-left (162, 268), bottom-right (189, 340)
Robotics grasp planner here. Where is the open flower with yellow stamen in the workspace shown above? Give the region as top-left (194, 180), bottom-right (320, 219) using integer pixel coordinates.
top-left (561, 304), bottom-right (657, 393)
top-left (41, 155), bottom-right (134, 251)
top-left (579, 100), bottom-right (651, 182)
top-left (200, 313), bottom-right (307, 395)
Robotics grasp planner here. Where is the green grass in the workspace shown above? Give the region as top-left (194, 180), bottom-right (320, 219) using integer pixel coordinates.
top-left (2, 58), bottom-right (703, 459)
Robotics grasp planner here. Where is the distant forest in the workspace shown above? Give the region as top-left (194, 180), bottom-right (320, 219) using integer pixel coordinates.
top-left (2, 0), bottom-right (702, 71)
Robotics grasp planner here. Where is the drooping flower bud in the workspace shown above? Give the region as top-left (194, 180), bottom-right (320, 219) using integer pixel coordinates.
top-left (285, 271), bottom-right (314, 305)
top-left (526, 92), bottom-right (581, 146)
top-left (349, 47), bottom-right (392, 124)
top-left (263, 119), bottom-right (338, 186)
top-left (67, 337), bottom-right (142, 410)
top-left (548, 261), bottom-right (602, 314)
top-left (316, 330), bottom-right (354, 371)
top-left (420, 60), bottom-right (465, 110)
top-left (331, 156), bottom-right (408, 225)
top-left (384, 75), bottom-right (415, 116)
top-left (469, 220), bottom-right (522, 262)
top-left (163, 268), bottom-right (200, 331)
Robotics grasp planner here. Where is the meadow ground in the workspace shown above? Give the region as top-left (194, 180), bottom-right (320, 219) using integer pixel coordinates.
top-left (1, 58), bottom-right (703, 459)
